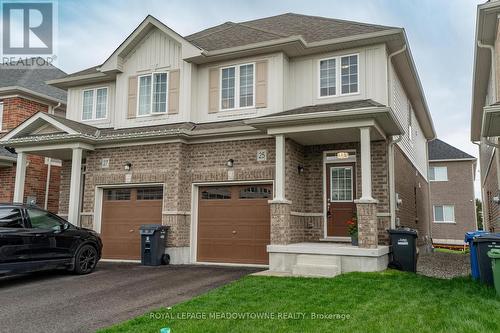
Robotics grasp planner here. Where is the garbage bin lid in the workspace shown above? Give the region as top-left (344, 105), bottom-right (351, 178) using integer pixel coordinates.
top-left (472, 234), bottom-right (500, 243)
top-left (464, 231), bottom-right (489, 242)
top-left (139, 224), bottom-right (168, 231)
top-left (487, 249), bottom-right (500, 258)
top-left (388, 228), bottom-right (418, 236)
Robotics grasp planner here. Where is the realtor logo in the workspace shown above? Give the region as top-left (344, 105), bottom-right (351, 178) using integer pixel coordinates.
top-left (2, 1), bottom-right (53, 54)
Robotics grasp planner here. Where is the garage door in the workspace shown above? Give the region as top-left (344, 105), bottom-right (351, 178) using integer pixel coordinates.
top-left (197, 184), bottom-right (272, 265)
top-left (101, 187), bottom-right (163, 260)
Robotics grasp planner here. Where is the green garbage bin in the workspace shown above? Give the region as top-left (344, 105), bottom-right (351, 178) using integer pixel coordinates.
top-left (488, 249), bottom-right (500, 297)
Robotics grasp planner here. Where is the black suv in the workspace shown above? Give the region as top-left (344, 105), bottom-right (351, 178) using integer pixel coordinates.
top-left (0, 204), bottom-right (102, 276)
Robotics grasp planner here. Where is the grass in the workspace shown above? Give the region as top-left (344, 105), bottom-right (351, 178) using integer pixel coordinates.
top-left (434, 247), bottom-right (470, 254)
top-left (99, 270), bottom-right (500, 333)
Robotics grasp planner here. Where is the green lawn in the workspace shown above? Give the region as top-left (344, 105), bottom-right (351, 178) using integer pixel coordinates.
top-left (99, 270), bottom-right (499, 333)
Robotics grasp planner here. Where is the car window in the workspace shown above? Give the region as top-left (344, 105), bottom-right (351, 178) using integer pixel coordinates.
top-left (0, 208), bottom-right (24, 228)
top-left (27, 208), bottom-right (63, 231)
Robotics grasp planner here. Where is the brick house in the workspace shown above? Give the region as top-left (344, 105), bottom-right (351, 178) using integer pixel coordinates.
top-left (0, 59), bottom-right (67, 212)
top-left (428, 139), bottom-right (477, 246)
top-left (0, 14), bottom-right (435, 276)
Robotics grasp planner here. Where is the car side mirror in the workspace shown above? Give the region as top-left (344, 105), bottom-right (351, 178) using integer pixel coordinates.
top-left (61, 222), bottom-right (70, 231)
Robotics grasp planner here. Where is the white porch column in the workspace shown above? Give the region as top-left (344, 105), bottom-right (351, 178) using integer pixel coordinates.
top-left (13, 152), bottom-right (27, 203)
top-left (359, 127), bottom-right (374, 201)
top-left (274, 134), bottom-right (286, 201)
top-left (68, 148), bottom-right (83, 226)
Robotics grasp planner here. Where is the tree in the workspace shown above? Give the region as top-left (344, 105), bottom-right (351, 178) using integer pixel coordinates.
top-left (476, 198), bottom-right (483, 230)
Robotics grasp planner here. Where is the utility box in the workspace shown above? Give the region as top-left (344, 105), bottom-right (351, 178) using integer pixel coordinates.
top-left (388, 228), bottom-right (418, 273)
top-left (139, 225), bottom-right (169, 266)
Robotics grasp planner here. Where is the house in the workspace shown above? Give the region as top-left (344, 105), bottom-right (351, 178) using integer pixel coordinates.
top-left (472, 0), bottom-right (500, 233)
top-left (0, 58), bottom-right (67, 212)
top-left (0, 14), bottom-right (435, 276)
top-left (428, 139), bottom-right (477, 247)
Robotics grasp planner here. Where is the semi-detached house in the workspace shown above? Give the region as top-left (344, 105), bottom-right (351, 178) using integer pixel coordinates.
top-left (0, 13), bottom-right (435, 276)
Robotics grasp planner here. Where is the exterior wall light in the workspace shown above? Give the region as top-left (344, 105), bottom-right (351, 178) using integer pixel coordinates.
top-left (124, 162), bottom-right (132, 171)
top-left (226, 159), bottom-right (234, 168)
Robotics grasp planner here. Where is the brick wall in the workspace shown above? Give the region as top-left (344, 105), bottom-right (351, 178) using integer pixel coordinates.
top-left (430, 160), bottom-right (477, 242)
top-left (394, 146), bottom-right (431, 247)
top-left (1, 97), bottom-right (48, 132)
top-left (0, 166), bottom-right (15, 202)
top-left (484, 149), bottom-right (500, 232)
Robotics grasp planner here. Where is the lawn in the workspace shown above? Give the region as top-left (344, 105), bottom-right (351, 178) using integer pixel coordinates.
top-left (99, 270), bottom-right (500, 333)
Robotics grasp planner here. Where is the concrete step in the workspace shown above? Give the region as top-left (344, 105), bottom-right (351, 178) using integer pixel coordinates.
top-left (292, 263), bottom-right (341, 277)
top-left (295, 254), bottom-right (341, 266)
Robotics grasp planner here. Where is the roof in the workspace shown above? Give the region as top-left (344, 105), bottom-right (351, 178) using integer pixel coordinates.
top-left (185, 13), bottom-right (396, 51)
top-left (261, 99), bottom-right (384, 117)
top-left (62, 66), bottom-right (101, 80)
top-left (428, 139), bottom-right (476, 161)
top-left (0, 58), bottom-right (67, 102)
top-left (0, 146), bottom-right (16, 159)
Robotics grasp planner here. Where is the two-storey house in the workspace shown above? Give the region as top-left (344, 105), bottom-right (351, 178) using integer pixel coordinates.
top-left (0, 14), bottom-right (435, 276)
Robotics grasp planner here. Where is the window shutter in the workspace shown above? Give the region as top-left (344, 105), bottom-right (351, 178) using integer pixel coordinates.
top-left (255, 60), bottom-right (268, 108)
top-left (127, 76), bottom-right (138, 119)
top-left (168, 69), bottom-right (180, 114)
top-left (208, 67), bottom-right (219, 113)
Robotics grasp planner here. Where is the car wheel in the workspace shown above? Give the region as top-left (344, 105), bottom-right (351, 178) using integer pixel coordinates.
top-left (73, 244), bottom-right (98, 274)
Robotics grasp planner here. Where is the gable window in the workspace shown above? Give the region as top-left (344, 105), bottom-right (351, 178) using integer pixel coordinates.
top-left (429, 166), bottom-right (448, 181)
top-left (319, 54), bottom-right (359, 97)
top-left (82, 87), bottom-right (108, 121)
top-left (220, 63), bottom-right (254, 110)
top-left (138, 72), bottom-right (168, 116)
top-left (433, 205), bottom-right (455, 223)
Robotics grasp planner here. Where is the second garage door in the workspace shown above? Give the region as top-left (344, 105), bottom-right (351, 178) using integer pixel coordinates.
top-left (197, 184), bottom-right (272, 265)
top-left (100, 187), bottom-right (163, 260)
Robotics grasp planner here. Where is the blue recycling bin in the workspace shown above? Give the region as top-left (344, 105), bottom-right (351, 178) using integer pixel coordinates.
top-left (465, 231), bottom-right (489, 280)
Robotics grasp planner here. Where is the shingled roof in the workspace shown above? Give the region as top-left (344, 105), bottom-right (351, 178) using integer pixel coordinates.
top-left (428, 139), bottom-right (475, 161)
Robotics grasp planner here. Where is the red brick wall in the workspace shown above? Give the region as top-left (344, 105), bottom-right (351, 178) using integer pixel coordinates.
top-left (1, 97), bottom-right (49, 132)
top-left (0, 166), bottom-right (15, 202)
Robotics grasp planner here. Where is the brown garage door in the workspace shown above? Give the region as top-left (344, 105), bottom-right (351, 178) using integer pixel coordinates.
top-left (197, 184), bottom-right (271, 265)
top-left (101, 187), bottom-right (163, 260)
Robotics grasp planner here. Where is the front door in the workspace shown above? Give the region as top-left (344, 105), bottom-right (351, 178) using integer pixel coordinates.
top-left (326, 163), bottom-right (356, 237)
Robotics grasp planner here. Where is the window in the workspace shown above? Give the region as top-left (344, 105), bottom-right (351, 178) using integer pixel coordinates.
top-left (319, 54), bottom-right (358, 97)
top-left (105, 189), bottom-right (131, 201)
top-left (137, 188), bottom-right (163, 200)
top-left (27, 208), bottom-right (63, 230)
top-left (239, 186), bottom-right (272, 199)
top-left (220, 63), bottom-right (255, 110)
top-left (0, 208), bottom-right (24, 228)
top-left (201, 187), bottom-right (231, 200)
top-left (138, 73), bottom-right (168, 116)
top-left (330, 167), bottom-right (353, 201)
top-left (429, 166), bottom-right (448, 181)
top-left (0, 102), bottom-right (3, 131)
top-left (82, 87), bottom-right (108, 120)
top-left (433, 205), bottom-right (455, 223)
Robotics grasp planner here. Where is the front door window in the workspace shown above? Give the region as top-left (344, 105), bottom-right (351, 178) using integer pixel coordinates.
top-left (330, 167), bottom-right (353, 202)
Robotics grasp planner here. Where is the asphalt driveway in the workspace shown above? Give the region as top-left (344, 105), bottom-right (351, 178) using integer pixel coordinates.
top-left (0, 262), bottom-right (260, 333)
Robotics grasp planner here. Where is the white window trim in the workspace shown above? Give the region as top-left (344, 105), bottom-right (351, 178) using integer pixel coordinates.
top-left (318, 53), bottom-right (360, 99)
top-left (433, 205), bottom-right (455, 224)
top-left (429, 166), bottom-right (448, 182)
top-left (330, 166), bottom-right (354, 203)
top-left (219, 62), bottom-right (256, 111)
top-left (81, 87), bottom-right (108, 121)
top-left (136, 72), bottom-right (169, 117)
top-left (0, 102), bottom-right (3, 131)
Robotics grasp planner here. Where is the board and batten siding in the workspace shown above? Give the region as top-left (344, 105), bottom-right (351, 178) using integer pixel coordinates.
top-left (66, 82), bottom-right (116, 128)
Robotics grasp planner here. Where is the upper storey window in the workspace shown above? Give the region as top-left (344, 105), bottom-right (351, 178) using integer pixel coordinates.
top-left (82, 87), bottom-right (108, 121)
top-left (220, 63), bottom-right (255, 110)
top-left (138, 72), bottom-right (168, 116)
top-left (429, 166), bottom-right (448, 181)
top-left (319, 54), bottom-right (359, 97)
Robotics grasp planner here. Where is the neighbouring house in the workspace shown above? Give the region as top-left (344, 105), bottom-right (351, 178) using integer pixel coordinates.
top-left (472, 0), bottom-right (500, 233)
top-left (428, 139), bottom-right (477, 247)
top-left (0, 14), bottom-right (435, 276)
top-left (0, 58), bottom-right (67, 212)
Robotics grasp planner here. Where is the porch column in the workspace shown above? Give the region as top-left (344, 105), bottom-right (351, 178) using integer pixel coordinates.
top-left (68, 148), bottom-right (83, 226)
top-left (270, 134), bottom-right (292, 245)
top-left (13, 152), bottom-right (27, 203)
top-left (355, 127), bottom-right (378, 248)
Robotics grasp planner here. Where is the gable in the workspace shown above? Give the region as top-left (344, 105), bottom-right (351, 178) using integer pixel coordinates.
top-left (30, 123), bottom-right (65, 135)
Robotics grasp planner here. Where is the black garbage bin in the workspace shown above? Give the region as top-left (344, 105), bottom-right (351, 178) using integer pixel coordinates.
top-left (139, 225), bottom-right (169, 266)
top-left (473, 234), bottom-right (500, 286)
top-left (388, 228), bottom-right (418, 272)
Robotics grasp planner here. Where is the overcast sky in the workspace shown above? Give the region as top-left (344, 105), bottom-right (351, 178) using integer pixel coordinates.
top-left (54, 0), bottom-right (484, 196)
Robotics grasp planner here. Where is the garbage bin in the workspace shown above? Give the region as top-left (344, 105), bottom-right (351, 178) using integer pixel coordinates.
top-left (488, 249), bottom-right (500, 296)
top-left (473, 234), bottom-right (500, 286)
top-left (465, 231), bottom-right (490, 280)
top-left (139, 225), bottom-right (169, 266)
top-left (388, 228), bottom-right (418, 273)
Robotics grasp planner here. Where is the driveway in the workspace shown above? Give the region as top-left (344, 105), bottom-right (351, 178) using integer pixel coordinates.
top-left (0, 262), bottom-right (260, 333)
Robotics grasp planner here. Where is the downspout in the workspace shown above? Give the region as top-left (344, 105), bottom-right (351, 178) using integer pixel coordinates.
top-left (387, 44), bottom-right (407, 229)
top-left (44, 102), bottom-right (62, 210)
top-left (472, 141), bottom-right (489, 230)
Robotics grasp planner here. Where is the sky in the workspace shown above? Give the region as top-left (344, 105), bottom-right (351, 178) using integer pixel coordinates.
top-left (53, 0), bottom-right (483, 195)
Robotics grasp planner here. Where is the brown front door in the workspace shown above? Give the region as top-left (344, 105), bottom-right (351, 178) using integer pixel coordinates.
top-left (326, 163), bottom-right (356, 237)
top-left (197, 184), bottom-right (271, 265)
top-left (100, 187), bottom-right (163, 260)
